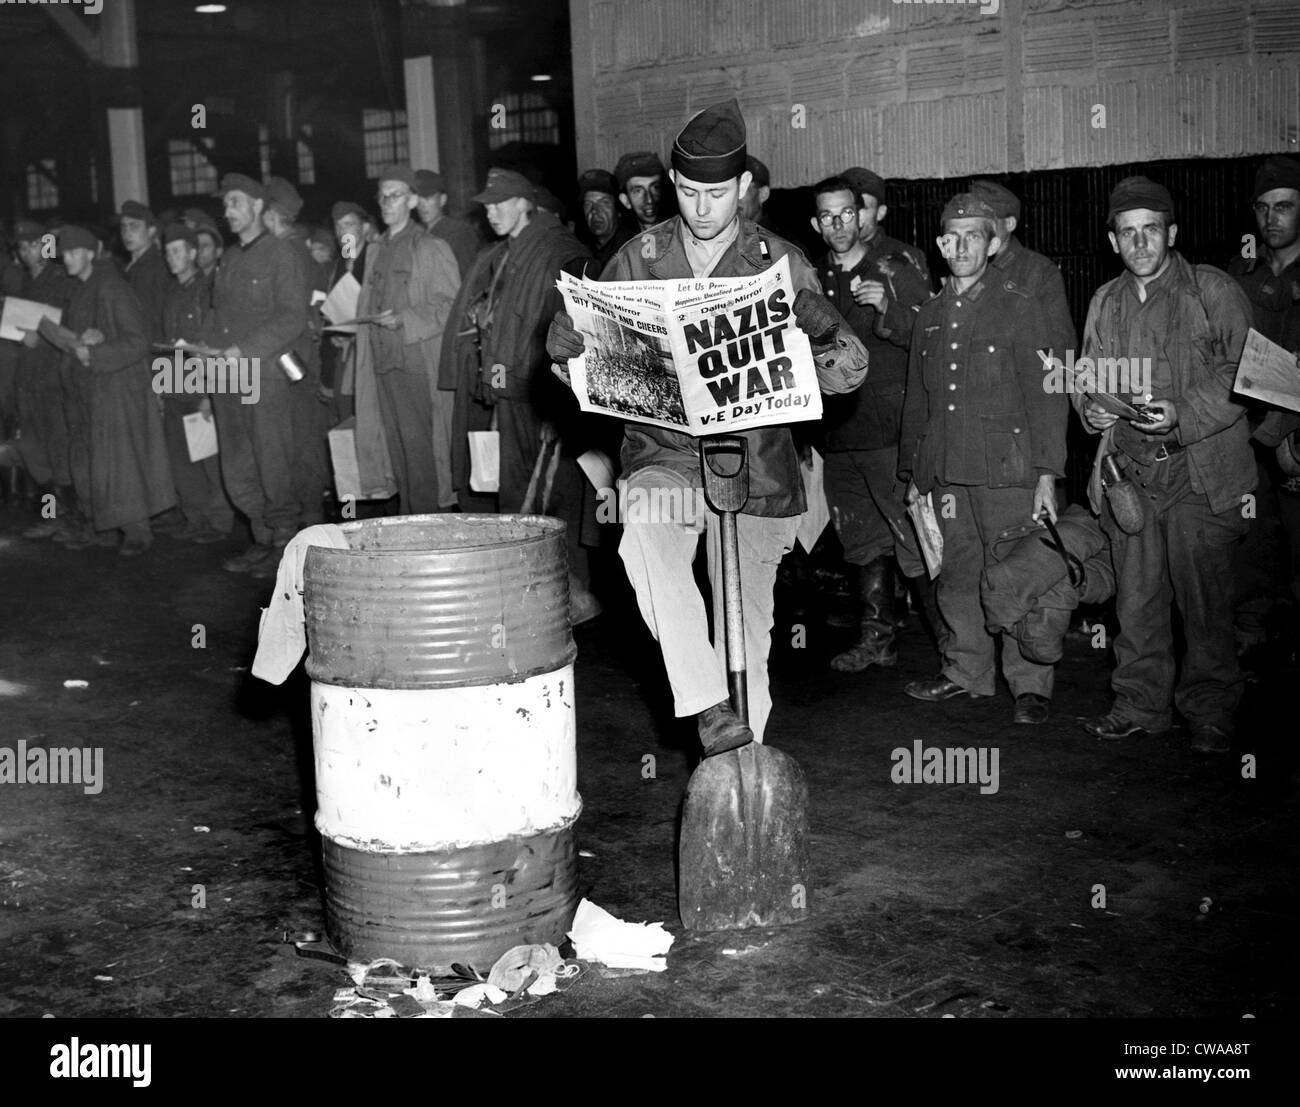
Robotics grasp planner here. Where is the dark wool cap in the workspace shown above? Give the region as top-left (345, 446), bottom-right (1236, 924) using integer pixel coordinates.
top-left (414, 169), bottom-right (446, 197)
top-left (13, 220), bottom-right (46, 243)
top-left (163, 222), bottom-right (199, 248)
top-left (117, 200), bottom-right (156, 225)
top-left (745, 155), bottom-right (770, 188)
top-left (1107, 176), bottom-right (1174, 222)
top-left (218, 173), bottom-right (267, 203)
top-left (533, 186), bottom-right (565, 220)
top-left (671, 99), bottom-right (746, 184)
top-left (940, 192), bottom-right (999, 225)
top-left (472, 168), bottom-right (536, 204)
top-left (842, 167), bottom-right (886, 205)
top-left (58, 225), bottom-right (99, 253)
top-left (331, 201), bottom-right (368, 223)
top-left (577, 169), bottom-right (619, 199)
top-left (1252, 156), bottom-right (1300, 201)
top-left (182, 207), bottom-right (220, 233)
top-left (614, 151), bottom-right (666, 191)
top-left (308, 227), bottom-right (336, 250)
top-left (969, 179), bottom-right (1021, 220)
top-left (265, 177), bottom-right (303, 220)
top-left (377, 165), bottom-right (418, 190)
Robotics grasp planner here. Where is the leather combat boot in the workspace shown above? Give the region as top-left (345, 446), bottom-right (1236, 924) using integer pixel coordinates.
top-left (831, 556), bottom-right (898, 672)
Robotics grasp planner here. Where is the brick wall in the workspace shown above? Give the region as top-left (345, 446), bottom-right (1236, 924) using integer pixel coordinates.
top-left (570, 0), bottom-right (1300, 185)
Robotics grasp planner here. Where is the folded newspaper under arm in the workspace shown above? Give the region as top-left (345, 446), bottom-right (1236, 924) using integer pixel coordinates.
top-left (1235, 327), bottom-right (1300, 414)
top-left (555, 254), bottom-right (823, 436)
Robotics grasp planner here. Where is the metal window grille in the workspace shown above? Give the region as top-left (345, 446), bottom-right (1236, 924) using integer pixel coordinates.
top-left (168, 137), bottom-right (218, 197)
top-left (363, 109), bottom-right (409, 179)
top-left (487, 92), bottom-right (560, 150)
top-left (26, 160), bottom-right (58, 210)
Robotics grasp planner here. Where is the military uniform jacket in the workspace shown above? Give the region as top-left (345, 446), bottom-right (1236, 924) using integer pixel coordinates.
top-left (602, 216), bottom-right (869, 518)
top-left (1227, 251), bottom-right (1300, 445)
top-left (123, 243), bottom-right (171, 345)
top-left (816, 230), bottom-right (931, 452)
top-left (900, 268), bottom-right (1066, 492)
top-left (206, 230), bottom-right (308, 378)
top-left (1075, 252), bottom-right (1255, 515)
top-left (162, 270), bottom-right (212, 346)
top-left (990, 235), bottom-right (1076, 360)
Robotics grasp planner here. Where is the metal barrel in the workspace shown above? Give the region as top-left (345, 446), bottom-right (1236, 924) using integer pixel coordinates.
top-left (303, 514), bottom-right (580, 972)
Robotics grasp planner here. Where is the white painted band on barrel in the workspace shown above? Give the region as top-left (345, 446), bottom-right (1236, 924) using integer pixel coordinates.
top-left (312, 665), bottom-right (579, 851)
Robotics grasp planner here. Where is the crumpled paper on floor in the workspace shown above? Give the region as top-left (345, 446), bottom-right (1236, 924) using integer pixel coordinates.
top-left (567, 898), bottom-right (673, 972)
top-left (487, 942), bottom-right (564, 995)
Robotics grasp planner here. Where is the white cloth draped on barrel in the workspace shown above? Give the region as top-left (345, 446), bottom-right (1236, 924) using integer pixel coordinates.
top-left (252, 524), bottom-right (351, 684)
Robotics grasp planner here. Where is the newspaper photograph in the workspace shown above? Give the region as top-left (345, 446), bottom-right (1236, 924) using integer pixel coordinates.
top-left (557, 254), bottom-right (822, 435)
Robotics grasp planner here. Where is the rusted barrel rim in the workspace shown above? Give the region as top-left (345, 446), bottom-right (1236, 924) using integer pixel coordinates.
top-left (331, 513), bottom-right (566, 554)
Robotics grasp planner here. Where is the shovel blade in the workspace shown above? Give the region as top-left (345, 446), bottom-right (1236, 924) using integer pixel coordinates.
top-left (679, 743), bottom-right (811, 930)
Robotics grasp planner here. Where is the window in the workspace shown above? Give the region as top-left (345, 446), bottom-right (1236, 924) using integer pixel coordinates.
top-left (168, 137), bottom-right (218, 197)
top-left (487, 92), bottom-right (559, 150)
top-left (363, 109), bottom-right (408, 179)
top-left (297, 123), bottom-right (315, 187)
top-left (27, 160), bottom-right (58, 210)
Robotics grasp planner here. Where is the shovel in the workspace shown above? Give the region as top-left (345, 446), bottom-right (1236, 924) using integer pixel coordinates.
top-left (678, 436), bottom-right (811, 931)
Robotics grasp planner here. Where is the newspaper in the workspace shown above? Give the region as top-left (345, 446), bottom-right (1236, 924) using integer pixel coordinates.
top-left (1235, 327), bottom-right (1300, 414)
top-left (557, 254), bottom-right (821, 435)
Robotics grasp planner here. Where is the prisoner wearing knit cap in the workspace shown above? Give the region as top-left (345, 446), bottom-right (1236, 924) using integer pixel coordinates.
top-left (614, 151), bottom-right (666, 192)
top-left (163, 222), bottom-right (199, 248)
top-left (13, 220), bottom-right (45, 243)
top-left (671, 99), bottom-right (746, 183)
top-left (578, 169), bottom-right (619, 199)
top-left (940, 192), bottom-right (999, 225)
top-left (58, 225), bottom-right (99, 253)
top-left (265, 177), bottom-right (303, 220)
top-left (1107, 176), bottom-right (1174, 223)
top-left (331, 201), bottom-right (368, 223)
top-left (1252, 155), bottom-right (1300, 201)
top-left (841, 167), bottom-right (886, 205)
top-left (414, 169), bottom-right (446, 198)
top-left (117, 200), bottom-right (156, 225)
top-left (969, 179), bottom-right (1022, 221)
top-left (378, 165), bottom-right (419, 191)
top-left (218, 173), bottom-right (267, 203)
top-left (472, 168), bottom-right (535, 204)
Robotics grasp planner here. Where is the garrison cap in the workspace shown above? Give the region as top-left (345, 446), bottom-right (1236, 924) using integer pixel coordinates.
top-left (841, 167), bottom-right (886, 205)
top-left (58, 225), bottom-right (100, 253)
top-left (671, 100), bottom-right (746, 184)
top-left (331, 201), bottom-right (368, 223)
top-left (218, 173), bottom-right (267, 203)
top-left (969, 179), bottom-right (1021, 220)
top-left (940, 192), bottom-right (999, 225)
top-left (117, 200), bottom-right (156, 225)
top-left (265, 177), bottom-right (303, 220)
top-left (577, 169), bottom-right (618, 199)
top-left (472, 168), bottom-right (535, 204)
top-left (163, 222), bottom-right (199, 248)
top-left (1252, 156), bottom-right (1300, 201)
top-left (377, 165), bottom-right (419, 190)
top-left (13, 220), bottom-right (46, 243)
top-left (182, 207), bottom-right (220, 233)
top-left (414, 169), bottom-right (446, 197)
top-left (1107, 175), bottom-right (1174, 222)
top-left (614, 151), bottom-right (667, 191)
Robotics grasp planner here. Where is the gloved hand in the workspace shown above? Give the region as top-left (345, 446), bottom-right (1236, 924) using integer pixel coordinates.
top-left (793, 288), bottom-right (840, 345)
top-left (546, 311), bottom-right (586, 362)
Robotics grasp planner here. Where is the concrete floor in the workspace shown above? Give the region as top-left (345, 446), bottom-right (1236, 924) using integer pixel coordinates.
top-left (1, 502), bottom-right (1296, 1020)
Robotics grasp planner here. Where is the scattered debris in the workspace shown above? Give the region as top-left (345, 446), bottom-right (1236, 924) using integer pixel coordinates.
top-left (192, 826), bottom-right (210, 833)
top-left (567, 898), bottom-right (673, 972)
top-left (93, 975), bottom-right (113, 983)
top-left (62, 680), bottom-right (89, 690)
top-left (578, 849), bottom-right (596, 859)
top-left (1065, 830), bottom-right (1083, 839)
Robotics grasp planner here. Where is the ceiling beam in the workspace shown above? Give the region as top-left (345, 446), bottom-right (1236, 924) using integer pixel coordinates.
top-left (43, 8), bottom-right (102, 64)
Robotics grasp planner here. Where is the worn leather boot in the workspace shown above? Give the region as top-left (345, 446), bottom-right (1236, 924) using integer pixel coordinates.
top-left (831, 556), bottom-right (898, 672)
top-left (697, 701), bottom-right (753, 756)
